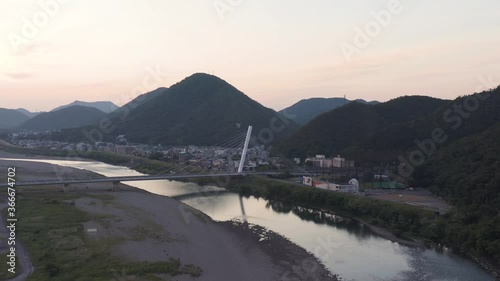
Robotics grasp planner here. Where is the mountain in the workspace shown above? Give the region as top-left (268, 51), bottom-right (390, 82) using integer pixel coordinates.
top-left (0, 108), bottom-right (31, 129)
top-left (278, 95), bottom-right (449, 159)
top-left (414, 122), bottom-right (500, 209)
top-left (51, 101), bottom-right (118, 113)
top-left (280, 97), bottom-right (379, 125)
top-left (412, 122), bottom-right (500, 266)
top-left (130, 87), bottom-right (168, 105)
top-left (278, 87), bottom-right (500, 266)
top-left (15, 108), bottom-right (40, 118)
top-left (19, 105), bottom-right (107, 131)
top-left (108, 87), bottom-right (168, 120)
top-left (359, 88), bottom-right (500, 154)
top-left (108, 73), bottom-right (298, 145)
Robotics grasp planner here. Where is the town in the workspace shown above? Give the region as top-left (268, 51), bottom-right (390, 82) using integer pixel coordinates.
top-left (8, 131), bottom-right (413, 197)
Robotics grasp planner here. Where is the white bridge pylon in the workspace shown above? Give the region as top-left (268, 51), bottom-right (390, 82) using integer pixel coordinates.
top-left (238, 126), bottom-right (253, 173)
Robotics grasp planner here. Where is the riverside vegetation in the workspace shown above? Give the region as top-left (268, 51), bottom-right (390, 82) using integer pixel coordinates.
top-left (0, 140), bottom-right (499, 277)
top-left (0, 191), bottom-right (202, 281)
top-left (0, 86), bottom-right (498, 277)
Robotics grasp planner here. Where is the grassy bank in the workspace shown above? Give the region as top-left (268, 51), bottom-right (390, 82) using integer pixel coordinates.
top-left (226, 175), bottom-right (500, 278)
top-left (2, 144), bottom-right (498, 277)
top-left (0, 252), bottom-right (18, 280)
top-left (227, 175), bottom-right (439, 240)
top-left (7, 191), bottom-right (201, 281)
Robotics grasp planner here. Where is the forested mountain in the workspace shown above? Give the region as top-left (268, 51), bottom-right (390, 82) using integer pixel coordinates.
top-left (415, 123), bottom-right (500, 209)
top-left (280, 97), bottom-right (379, 125)
top-left (19, 106), bottom-right (107, 131)
top-left (52, 101), bottom-right (118, 113)
top-left (279, 95), bottom-right (448, 159)
top-left (362, 89), bottom-right (500, 152)
top-left (0, 108), bottom-right (31, 129)
top-left (279, 87), bottom-right (500, 267)
top-left (108, 73), bottom-right (298, 145)
top-left (412, 122), bottom-right (500, 266)
top-left (108, 87), bottom-right (168, 120)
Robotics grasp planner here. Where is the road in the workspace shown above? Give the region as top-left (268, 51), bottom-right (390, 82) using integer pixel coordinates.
top-left (0, 197), bottom-right (34, 281)
top-left (0, 171), bottom-right (316, 188)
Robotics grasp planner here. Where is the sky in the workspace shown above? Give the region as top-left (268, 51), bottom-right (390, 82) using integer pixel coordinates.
top-left (1, 0), bottom-right (499, 112)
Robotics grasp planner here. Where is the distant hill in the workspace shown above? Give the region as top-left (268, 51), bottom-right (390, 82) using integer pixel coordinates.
top-left (0, 108), bottom-right (31, 129)
top-left (15, 108), bottom-right (40, 118)
top-left (52, 101), bottom-right (118, 113)
top-left (280, 97), bottom-right (379, 125)
top-left (19, 105), bottom-right (107, 131)
top-left (108, 73), bottom-right (298, 145)
top-left (108, 87), bottom-right (168, 120)
top-left (278, 95), bottom-right (449, 159)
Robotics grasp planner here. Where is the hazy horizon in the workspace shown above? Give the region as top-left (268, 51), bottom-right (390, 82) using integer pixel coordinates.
top-left (1, 0), bottom-right (499, 112)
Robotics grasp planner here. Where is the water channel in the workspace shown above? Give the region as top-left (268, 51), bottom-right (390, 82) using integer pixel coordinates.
top-left (5, 158), bottom-right (495, 281)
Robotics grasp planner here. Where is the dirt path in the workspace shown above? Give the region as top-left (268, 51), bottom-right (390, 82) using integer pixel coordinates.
top-left (0, 199), bottom-right (34, 281)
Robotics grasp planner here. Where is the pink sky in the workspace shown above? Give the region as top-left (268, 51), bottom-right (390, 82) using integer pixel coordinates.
top-left (1, 0), bottom-right (499, 112)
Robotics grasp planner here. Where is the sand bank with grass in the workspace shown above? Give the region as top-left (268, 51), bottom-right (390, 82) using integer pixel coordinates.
top-left (0, 156), bottom-right (336, 281)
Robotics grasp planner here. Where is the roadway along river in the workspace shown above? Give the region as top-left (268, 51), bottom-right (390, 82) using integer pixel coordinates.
top-left (7, 158), bottom-right (496, 281)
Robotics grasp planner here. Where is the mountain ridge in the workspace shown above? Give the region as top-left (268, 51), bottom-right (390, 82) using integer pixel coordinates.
top-left (19, 105), bottom-right (108, 131)
top-left (107, 73), bottom-right (298, 145)
top-left (278, 95), bottom-right (450, 159)
top-left (51, 100), bottom-right (118, 113)
top-left (280, 97), bottom-right (379, 125)
top-left (0, 108), bottom-right (31, 129)
top-left (15, 108), bottom-right (40, 118)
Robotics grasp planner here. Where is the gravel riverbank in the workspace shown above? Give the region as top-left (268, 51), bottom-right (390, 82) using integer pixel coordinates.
top-left (0, 155), bottom-right (337, 280)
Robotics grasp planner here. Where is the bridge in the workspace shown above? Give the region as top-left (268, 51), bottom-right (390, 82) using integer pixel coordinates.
top-left (0, 171), bottom-right (311, 189)
top-left (0, 171), bottom-right (313, 188)
top-left (0, 126), bottom-right (314, 192)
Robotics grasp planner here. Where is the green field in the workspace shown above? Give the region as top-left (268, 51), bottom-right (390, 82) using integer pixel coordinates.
top-left (3, 191), bottom-right (201, 281)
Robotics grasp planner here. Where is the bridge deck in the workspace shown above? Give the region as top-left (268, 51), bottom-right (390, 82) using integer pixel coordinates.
top-left (0, 172), bottom-right (313, 188)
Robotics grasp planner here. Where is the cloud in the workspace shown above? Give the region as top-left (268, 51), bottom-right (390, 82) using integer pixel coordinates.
top-left (2, 72), bottom-right (34, 80)
top-left (11, 42), bottom-right (53, 57)
top-left (12, 44), bottom-right (39, 57)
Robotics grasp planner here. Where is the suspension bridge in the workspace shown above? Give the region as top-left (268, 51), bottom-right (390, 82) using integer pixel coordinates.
top-left (0, 126), bottom-right (313, 191)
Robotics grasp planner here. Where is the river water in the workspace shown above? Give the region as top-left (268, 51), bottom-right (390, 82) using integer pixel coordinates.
top-left (6, 158), bottom-right (495, 281)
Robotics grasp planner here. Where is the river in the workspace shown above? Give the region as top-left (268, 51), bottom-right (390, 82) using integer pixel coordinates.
top-left (6, 158), bottom-right (495, 281)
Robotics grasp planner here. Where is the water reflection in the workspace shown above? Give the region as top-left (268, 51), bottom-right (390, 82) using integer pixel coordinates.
top-left (239, 194), bottom-right (247, 223)
top-left (2, 158), bottom-right (494, 281)
top-left (265, 199), bottom-right (375, 240)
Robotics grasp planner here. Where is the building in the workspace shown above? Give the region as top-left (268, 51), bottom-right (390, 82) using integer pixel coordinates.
top-left (76, 142), bottom-right (89, 151)
top-left (374, 174), bottom-right (390, 181)
top-left (331, 155), bottom-right (355, 168)
top-left (116, 135), bottom-right (127, 143)
top-left (302, 176), bottom-right (359, 193)
top-left (305, 155), bottom-right (355, 168)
